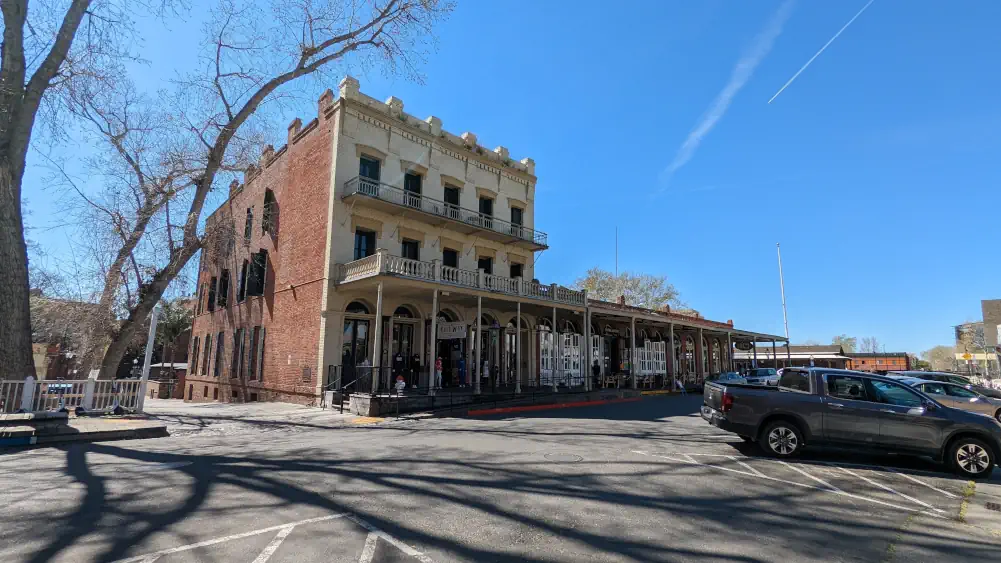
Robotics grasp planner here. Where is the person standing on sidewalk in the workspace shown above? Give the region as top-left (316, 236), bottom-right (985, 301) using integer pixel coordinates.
top-left (434, 357), bottom-right (443, 390)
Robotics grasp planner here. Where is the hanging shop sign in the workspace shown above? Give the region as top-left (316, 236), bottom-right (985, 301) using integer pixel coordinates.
top-left (735, 341), bottom-right (753, 351)
top-left (437, 321), bottom-right (467, 340)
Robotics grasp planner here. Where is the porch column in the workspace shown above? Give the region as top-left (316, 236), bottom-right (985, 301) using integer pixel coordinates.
top-left (474, 296), bottom-right (482, 395)
top-left (583, 306), bottom-right (591, 391)
top-left (668, 323), bottom-right (675, 380)
top-left (786, 341), bottom-right (792, 365)
top-left (696, 328), bottom-right (704, 383)
top-left (386, 314), bottom-right (395, 376)
top-left (552, 306), bottom-right (558, 392)
top-left (429, 289), bottom-right (439, 393)
top-left (726, 332), bottom-right (733, 371)
top-left (371, 281), bottom-right (384, 394)
top-left (515, 302), bottom-right (522, 394)
top-left (630, 317), bottom-right (637, 389)
top-left (752, 341), bottom-right (758, 368)
top-left (772, 340), bottom-right (777, 369)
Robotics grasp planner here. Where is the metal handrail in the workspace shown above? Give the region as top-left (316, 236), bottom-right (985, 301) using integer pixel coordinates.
top-left (343, 176), bottom-right (548, 247)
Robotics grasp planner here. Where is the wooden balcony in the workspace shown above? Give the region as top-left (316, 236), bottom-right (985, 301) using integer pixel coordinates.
top-left (341, 176), bottom-right (548, 251)
top-left (334, 251), bottom-right (585, 307)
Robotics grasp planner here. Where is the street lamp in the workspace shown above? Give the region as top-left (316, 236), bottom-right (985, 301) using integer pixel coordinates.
top-left (132, 358), bottom-right (139, 378)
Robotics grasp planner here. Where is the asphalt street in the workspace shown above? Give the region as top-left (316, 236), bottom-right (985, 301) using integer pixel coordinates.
top-left (1, 395), bottom-right (999, 562)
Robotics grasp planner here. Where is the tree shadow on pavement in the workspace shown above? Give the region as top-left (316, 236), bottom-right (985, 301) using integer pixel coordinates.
top-left (12, 429), bottom-right (1001, 563)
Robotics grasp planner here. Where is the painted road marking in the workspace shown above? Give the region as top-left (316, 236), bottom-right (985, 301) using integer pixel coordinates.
top-left (778, 460), bottom-right (844, 493)
top-left (631, 450), bottom-right (945, 519)
top-left (884, 467), bottom-right (960, 499)
top-left (111, 514), bottom-right (349, 563)
top-left (358, 532), bottom-right (379, 563)
top-left (251, 525), bottom-right (295, 563)
top-left (728, 455), bottom-right (766, 478)
top-left (346, 514), bottom-right (436, 563)
top-left (836, 466), bottom-right (946, 514)
top-left (352, 417), bottom-right (385, 425)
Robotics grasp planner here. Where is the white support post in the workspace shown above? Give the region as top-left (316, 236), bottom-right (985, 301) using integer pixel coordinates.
top-left (371, 282), bottom-right (384, 394)
top-left (137, 302), bottom-right (163, 413)
top-left (583, 305), bottom-right (591, 391)
top-left (474, 295), bottom-right (482, 395)
top-left (429, 288), bottom-right (439, 394)
top-left (727, 332), bottom-right (733, 371)
top-left (515, 301), bottom-right (522, 394)
top-left (20, 376), bottom-right (36, 412)
top-left (477, 268), bottom-right (485, 289)
top-left (630, 317), bottom-right (637, 389)
top-left (772, 339), bottom-right (778, 369)
top-left (668, 323), bottom-right (675, 383)
top-left (753, 341), bottom-right (758, 368)
top-left (432, 259), bottom-right (441, 282)
top-left (697, 328), bottom-right (704, 383)
top-left (83, 379), bottom-right (96, 410)
top-left (552, 307), bottom-right (558, 392)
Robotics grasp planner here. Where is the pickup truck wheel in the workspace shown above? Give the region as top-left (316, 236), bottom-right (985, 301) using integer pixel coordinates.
top-left (760, 421), bottom-right (803, 458)
top-left (949, 438), bottom-right (995, 479)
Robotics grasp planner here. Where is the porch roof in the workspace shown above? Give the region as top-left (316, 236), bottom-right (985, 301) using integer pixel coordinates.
top-left (587, 299), bottom-right (786, 342)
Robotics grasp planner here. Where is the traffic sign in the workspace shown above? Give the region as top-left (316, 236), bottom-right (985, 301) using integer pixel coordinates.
top-left (963, 353), bottom-right (972, 360)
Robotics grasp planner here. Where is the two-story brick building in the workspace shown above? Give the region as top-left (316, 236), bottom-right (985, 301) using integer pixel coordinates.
top-left (185, 77), bottom-right (785, 407)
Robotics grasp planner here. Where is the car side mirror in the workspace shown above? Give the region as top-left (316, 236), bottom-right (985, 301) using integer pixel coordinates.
top-left (922, 400), bottom-right (937, 412)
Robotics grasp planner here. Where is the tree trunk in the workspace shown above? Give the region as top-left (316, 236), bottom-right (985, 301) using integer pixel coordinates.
top-left (97, 242), bottom-right (201, 379)
top-left (0, 159), bottom-right (35, 380)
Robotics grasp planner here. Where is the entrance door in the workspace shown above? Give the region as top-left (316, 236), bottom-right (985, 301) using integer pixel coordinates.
top-left (540, 329), bottom-right (555, 386)
top-left (504, 330), bottom-right (517, 387)
top-left (341, 319), bottom-right (370, 383)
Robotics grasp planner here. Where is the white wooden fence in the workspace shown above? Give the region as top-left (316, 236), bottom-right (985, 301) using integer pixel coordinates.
top-left (0, 376), bottom-right (143, 414)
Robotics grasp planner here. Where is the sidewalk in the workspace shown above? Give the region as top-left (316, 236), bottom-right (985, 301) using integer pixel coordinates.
top-left (1, 414), bottom-right (167, 448)
top-left (143, 398), bottom-right (363, 438)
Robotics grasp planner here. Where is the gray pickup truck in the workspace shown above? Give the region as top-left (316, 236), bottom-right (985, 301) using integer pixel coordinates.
top-left (702, 367), bottom-right (1001, 478)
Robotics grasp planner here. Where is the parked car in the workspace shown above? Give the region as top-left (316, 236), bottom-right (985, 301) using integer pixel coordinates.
top-left (743, 367), bottom-right (779, 386)
top-left (707, 372), bottom-right (748, 384)
top-left (896, 379), bottom-right (1001, 422)
top-left (889, 370), bottom-right (1001, 399)
top-left (701, 367), bottom-right (1001, 478)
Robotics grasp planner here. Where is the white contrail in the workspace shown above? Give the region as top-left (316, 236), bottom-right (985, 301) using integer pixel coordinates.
top-left (768, 0), bottom-right (876, 104)
top-left (662, 0), bottom-right (795, 187)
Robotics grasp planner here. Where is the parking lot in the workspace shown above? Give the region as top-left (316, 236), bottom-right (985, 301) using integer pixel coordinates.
top-left (2, 395), bottom-right (999, 562)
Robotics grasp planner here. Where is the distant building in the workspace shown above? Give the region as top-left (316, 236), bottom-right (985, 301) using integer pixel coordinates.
top-left (845, 352), bottom-right (911, 373)
top-left (954, 318), bottom-right (999, 377)
top-left (734, 345), bottom-right (851, 370)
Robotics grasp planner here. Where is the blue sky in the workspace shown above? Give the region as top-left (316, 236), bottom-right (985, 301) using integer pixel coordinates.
top-left (23, 0), bottom-right (1001, 353)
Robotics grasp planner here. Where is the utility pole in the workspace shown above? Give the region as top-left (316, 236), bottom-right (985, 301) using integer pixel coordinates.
top-left (777, 243), bottom-right (790, 342)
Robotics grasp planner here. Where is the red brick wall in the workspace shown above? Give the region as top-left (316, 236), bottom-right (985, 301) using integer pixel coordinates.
top-left (187, 110), bottom-right (335, 405)
top-left (847, 356), bottom-right (911, 372)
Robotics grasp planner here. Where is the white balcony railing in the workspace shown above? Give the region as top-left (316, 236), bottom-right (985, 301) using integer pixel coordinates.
top-left (336, 251), bottom-right (586, 307)
top-left (343, 176), bottom-right (548, 248)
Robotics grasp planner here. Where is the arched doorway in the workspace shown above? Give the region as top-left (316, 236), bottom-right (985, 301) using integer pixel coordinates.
top-left (390, 305), bottom-right (419, 387)
top-left (474, 313), bottom-right (500, 390)
top-left (683, 336), bottom-right (695, 380)
top-left (701, 336), bottom-right (709, 381)
top-left (431, 309), bottom-right (465, 388)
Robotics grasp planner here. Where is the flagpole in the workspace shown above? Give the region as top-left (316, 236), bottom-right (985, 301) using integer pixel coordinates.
top-left (777, 243), bottom-right (790, 343)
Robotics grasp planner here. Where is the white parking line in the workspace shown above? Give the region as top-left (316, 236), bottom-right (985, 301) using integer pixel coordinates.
top-left (836, 466), bottom-right (946, 514)
top-left (346, 515), bottom-right (436, 563)
top-left (631, 451), bottom-right (945, 518)
top-left (778, 461), bottom-right (843, 493)
top-left (251, 525), bottom-right (295, 563)
top-left (883, 467), bottom-right (959, 499)
top-left (358, 532), bottom-right (379, 563)
top-left (727, 455), bottom-right (765, 478)
top-left (111, 514), bottom-right (349, 563)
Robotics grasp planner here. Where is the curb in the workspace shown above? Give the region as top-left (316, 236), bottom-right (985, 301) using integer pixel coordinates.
top-left (467, 397), bottom-right (642, 416)
top-left (0, 426), bottom-right (169, 449)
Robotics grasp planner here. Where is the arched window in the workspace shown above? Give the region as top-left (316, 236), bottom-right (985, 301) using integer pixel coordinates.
top-left (346, 301), bottom-right (369, 315)
top-left (639, 330), bottom-right (648, 346)
top-left (480, 314), bottom-right (497, 328)
top-left (564, 320), bottom-right (577, 334)
top-left (673, 337), bottom-right (682, 375)
top-left (393, 306), bottom-right (415, 318)
top-left (538, 317), bottom-right (553, 331)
